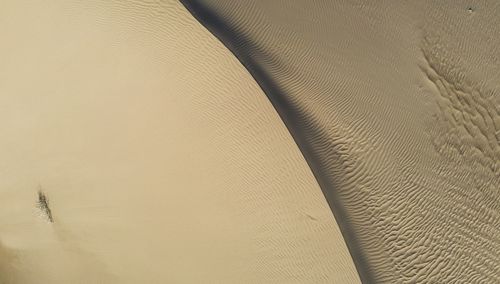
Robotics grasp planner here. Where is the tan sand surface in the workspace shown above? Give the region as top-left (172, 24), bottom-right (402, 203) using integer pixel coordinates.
top-left (0, 1), bottom-right (359, 283)
top-left (181, 0), bottom-right (500, 282)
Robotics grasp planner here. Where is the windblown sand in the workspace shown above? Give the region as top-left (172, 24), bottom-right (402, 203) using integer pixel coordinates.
top-left (0, 0), bottom-right (358, 283)
top-left (181, 0), bottom-right (500, 283)
top-left (2, 0), bottom-right (500, 283)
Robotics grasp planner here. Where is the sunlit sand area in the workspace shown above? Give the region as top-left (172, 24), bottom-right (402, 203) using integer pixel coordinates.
top-left (0, 1), bottom-right (358, 283)
top-left (1, 0), bottom-right (499, 283)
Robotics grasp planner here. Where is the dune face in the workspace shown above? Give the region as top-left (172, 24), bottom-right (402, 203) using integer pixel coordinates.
top-left (181, 0), bottom-right (500, 283)
top-left (0, 0), bottom-right (360, 283)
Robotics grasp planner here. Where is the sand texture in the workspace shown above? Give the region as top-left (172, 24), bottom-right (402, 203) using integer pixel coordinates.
top-left (0, 1), bottom-right (359, 283)
top-left (181, 0), bottom-right (500, 283)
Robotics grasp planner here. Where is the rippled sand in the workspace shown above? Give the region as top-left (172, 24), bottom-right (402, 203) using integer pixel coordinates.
top-left (3, 0), bottom-right (500, 283)
top-left (0, 1), bottom-right (358, 283)
top-left (181, 0), bottom-right (500, 283)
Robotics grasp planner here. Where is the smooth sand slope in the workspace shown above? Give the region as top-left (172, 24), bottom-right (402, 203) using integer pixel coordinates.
top-left (0, 1), bottom-right (359, 283)
top-left (181, 0), bottom-right (500, 283)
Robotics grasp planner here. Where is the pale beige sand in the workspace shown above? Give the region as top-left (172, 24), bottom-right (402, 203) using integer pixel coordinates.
top-left (181, 0), bottom-right (500, 282)
top-left (0, 1), bottom-right (360, 283)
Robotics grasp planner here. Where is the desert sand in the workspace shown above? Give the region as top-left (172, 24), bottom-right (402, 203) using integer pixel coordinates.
top-left (181, 0), bottom-right (500, 283)
top-left (0, 0), bottom-right (359, 283)
top-left (2, 0), bottom-right (500, 283)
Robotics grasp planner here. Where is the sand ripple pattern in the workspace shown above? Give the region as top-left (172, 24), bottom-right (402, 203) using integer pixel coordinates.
top-left (0, 0), bottom-right (360, 282)
top-left (181, 1), bottom-right (500, 283)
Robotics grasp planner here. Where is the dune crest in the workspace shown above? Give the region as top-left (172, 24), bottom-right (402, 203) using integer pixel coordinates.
top-left (0, 0), bottom-right (359, 282)
top-left (181, 1), bottom-right (500, 282)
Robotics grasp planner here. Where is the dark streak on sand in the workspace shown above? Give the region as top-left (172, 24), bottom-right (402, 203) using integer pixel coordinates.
top-left (178, 1), bottom-right (373, 283)
top-left (37, 189), bottom-right (54, 223)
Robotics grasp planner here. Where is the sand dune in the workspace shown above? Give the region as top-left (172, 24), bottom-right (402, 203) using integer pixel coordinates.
top-left (181, 0), bottom-right (500, 282)
top-left (2, 0), bottom-right (499, 283)
top-left (0, 1), bottom-right (359, 283)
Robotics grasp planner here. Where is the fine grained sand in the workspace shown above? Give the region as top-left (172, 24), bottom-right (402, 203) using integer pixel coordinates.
top-left (0, 0), bottom-right (360, 283)
top-left (180, 0), bottom-right (500, 283)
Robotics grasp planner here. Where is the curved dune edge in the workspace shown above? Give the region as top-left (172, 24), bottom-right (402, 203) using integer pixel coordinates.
top-left (0, 0), bottom-right (359, 283)
top-left (180, 1), bottom-right (500, 283)
top-left (177, 1), bottom-right (372, 281)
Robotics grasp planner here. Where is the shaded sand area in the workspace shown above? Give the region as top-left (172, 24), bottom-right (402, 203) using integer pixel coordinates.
top-left (181, 0), bottom-right (500, 283)
top-left (0, 1), bottom-right (359, 283)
